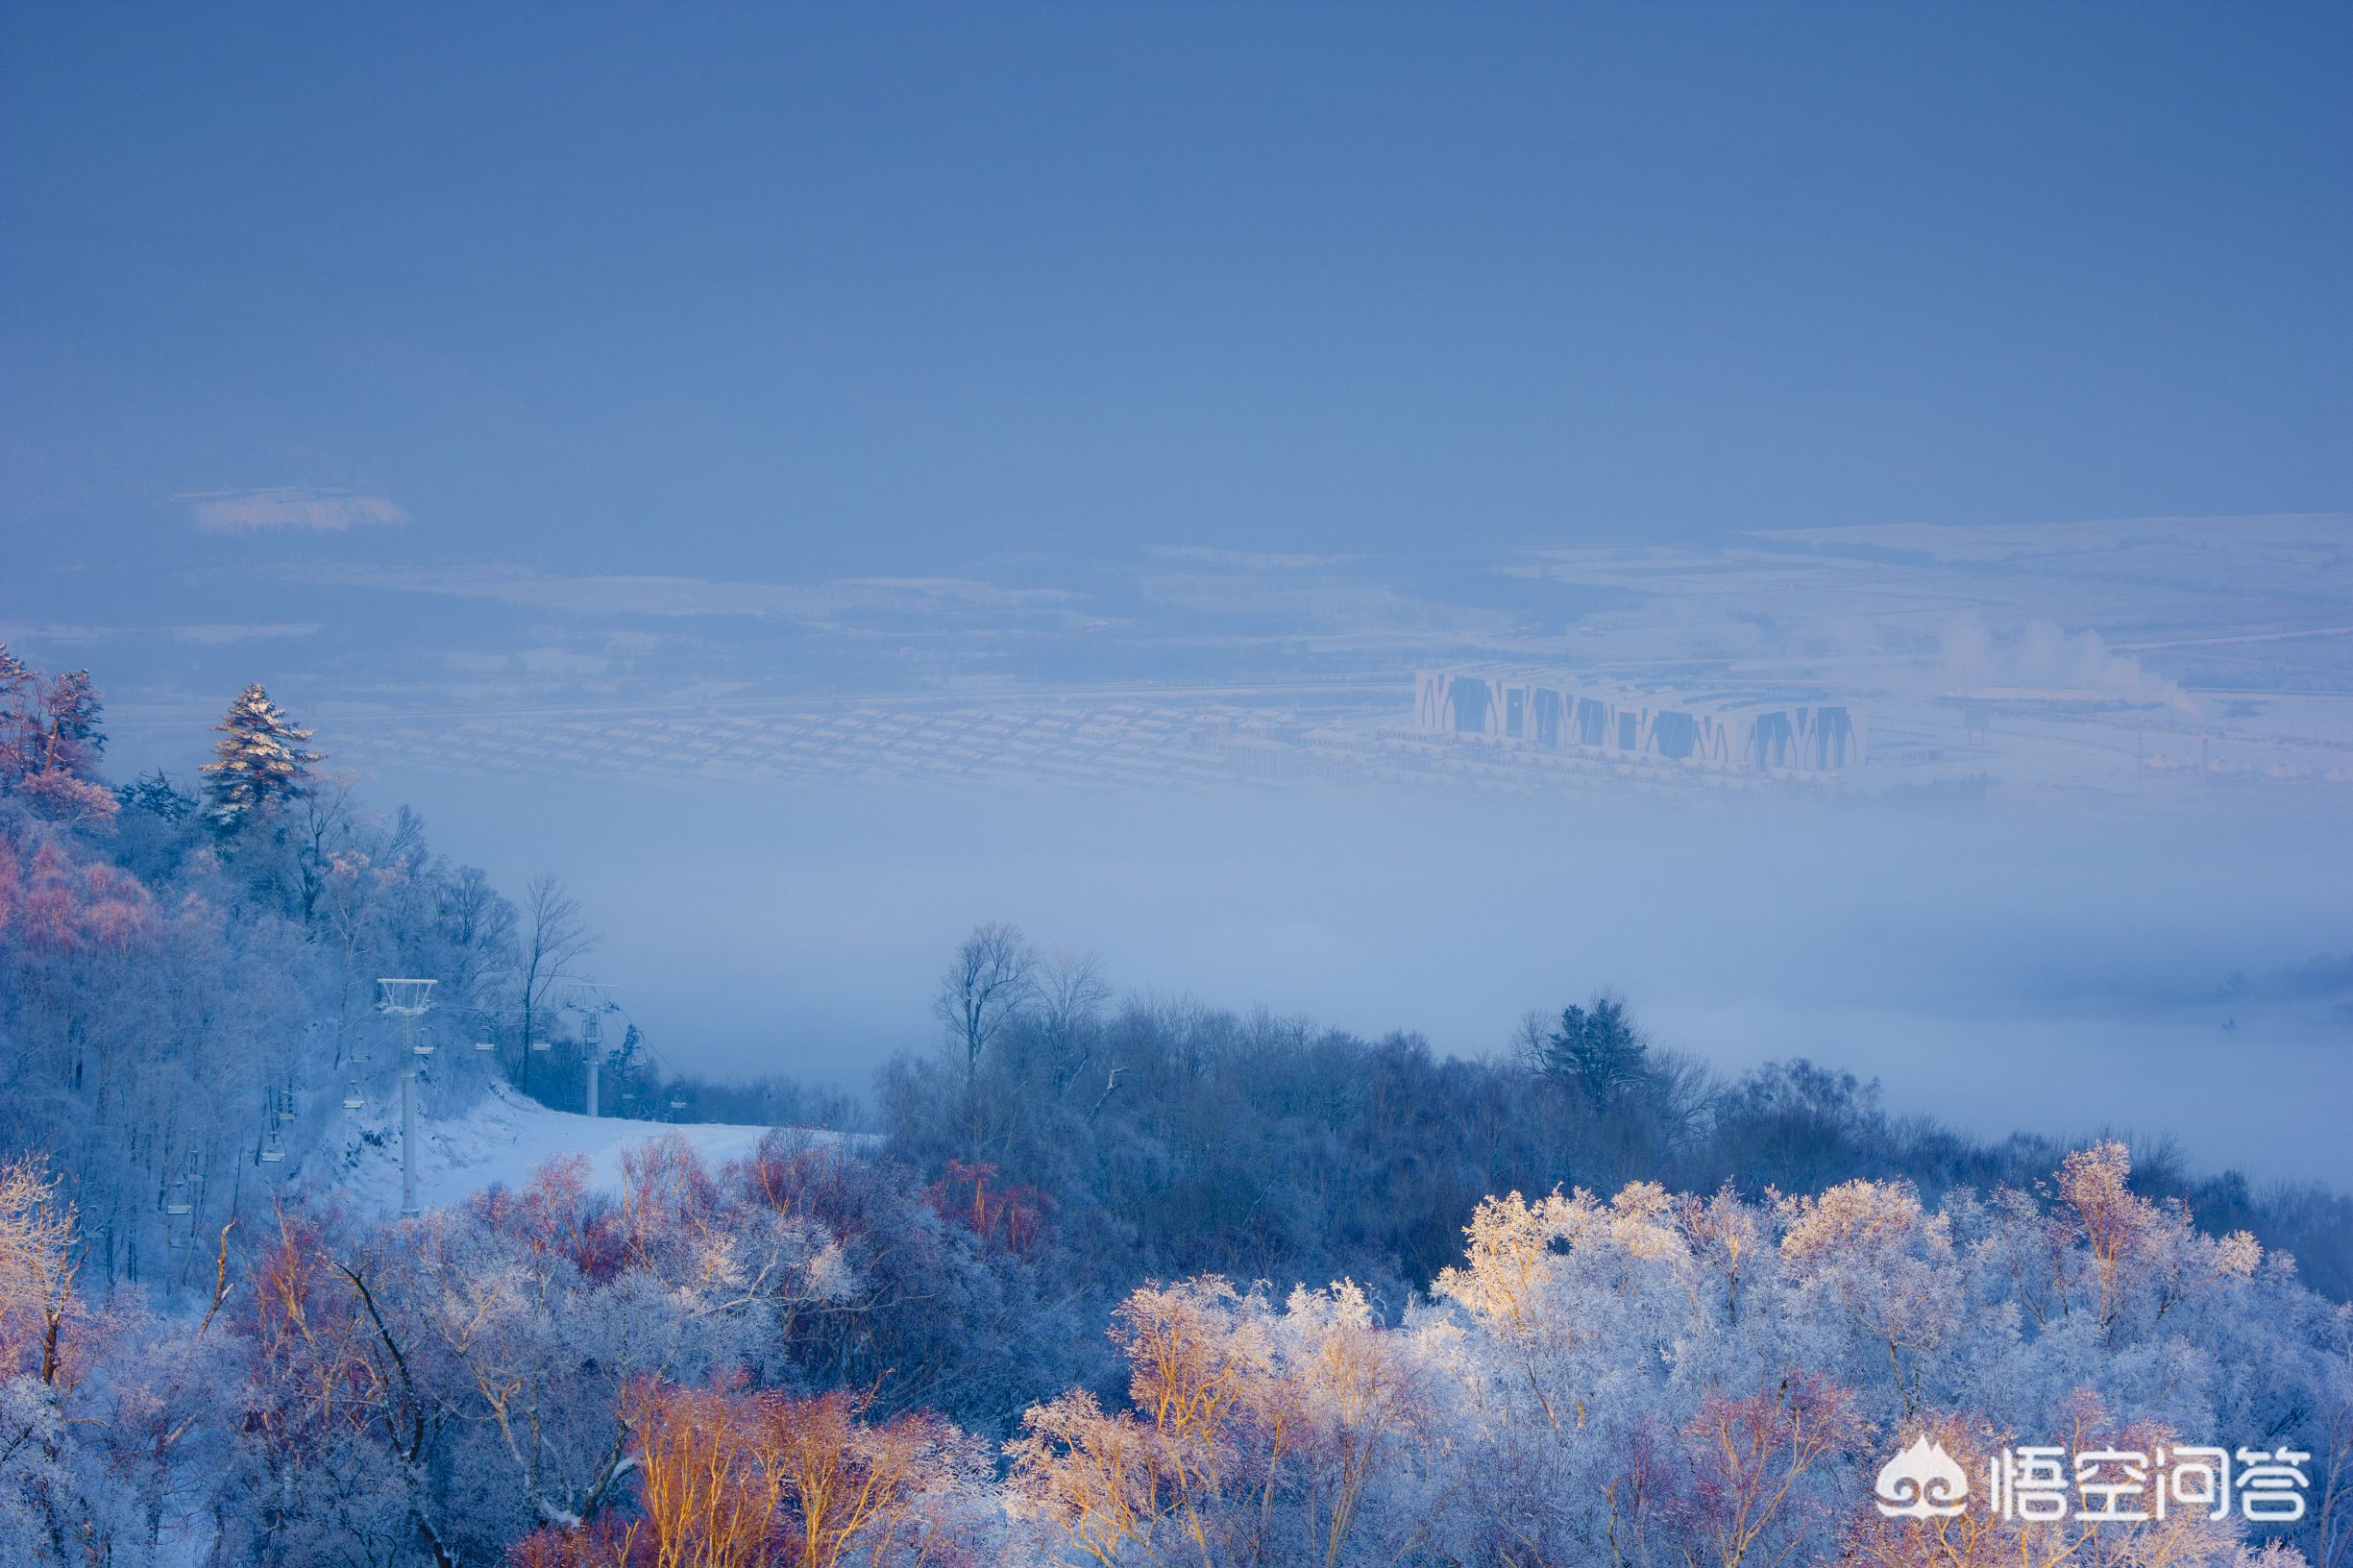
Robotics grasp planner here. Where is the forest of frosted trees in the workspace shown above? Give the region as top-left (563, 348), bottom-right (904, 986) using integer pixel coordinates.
top-left (2, 651), bottom-right (2349, 1568)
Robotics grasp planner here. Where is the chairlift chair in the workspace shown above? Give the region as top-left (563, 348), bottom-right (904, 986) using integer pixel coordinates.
top-left (342, 1086), bottom-right (365, 1110)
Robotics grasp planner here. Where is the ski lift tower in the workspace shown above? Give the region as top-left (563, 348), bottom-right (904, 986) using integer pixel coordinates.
top-left (376, 977), bottom-right (438, 1217)
top-left (575, 982), bottom-right (616, 1119)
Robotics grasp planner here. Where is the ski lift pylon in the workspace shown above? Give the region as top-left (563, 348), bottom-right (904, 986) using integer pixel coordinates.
top-left (375, 977), bottom-right (437, 1015)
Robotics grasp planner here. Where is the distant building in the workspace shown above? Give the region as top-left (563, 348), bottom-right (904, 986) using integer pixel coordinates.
top-left (1412, 670), bottom-right (1865, 772)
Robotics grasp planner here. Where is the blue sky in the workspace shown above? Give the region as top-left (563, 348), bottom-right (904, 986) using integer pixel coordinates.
top-left (6, 2), bottom-right (2347, 580)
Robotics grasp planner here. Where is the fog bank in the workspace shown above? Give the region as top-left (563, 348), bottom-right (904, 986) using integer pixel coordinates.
top-left (383, 771), bottom-right (2353, 1188)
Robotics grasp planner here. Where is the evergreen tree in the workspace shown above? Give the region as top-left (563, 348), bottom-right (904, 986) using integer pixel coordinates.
top-left (1537, 993), bottom-right (1651, 1106)
top-left (115, 768), bottom-right (198, 822)
top-left (200, 683), bottom-right (323, 830)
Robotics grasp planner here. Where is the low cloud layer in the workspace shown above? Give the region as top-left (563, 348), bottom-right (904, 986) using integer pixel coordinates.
top-left (0, 620), bottom-right (320, 647)
top-left (287, 562), bottom-right (1078, 624)
top-left (183, 486), bottom-right (409, 533)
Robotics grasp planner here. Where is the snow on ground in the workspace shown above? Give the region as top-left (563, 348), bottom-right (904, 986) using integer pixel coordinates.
top-left (305, 1079), bottom-right (866, 1217)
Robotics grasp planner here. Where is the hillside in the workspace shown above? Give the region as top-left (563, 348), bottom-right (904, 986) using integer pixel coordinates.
top-left (307, 1079), bottom-right (862, 1217)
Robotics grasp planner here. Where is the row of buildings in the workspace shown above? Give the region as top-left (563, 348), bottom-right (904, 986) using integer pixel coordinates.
top-left (1412, 670), bottom-right (1865, 773)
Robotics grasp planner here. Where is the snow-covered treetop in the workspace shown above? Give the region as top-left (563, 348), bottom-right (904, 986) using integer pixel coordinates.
top-left (200, 681), bottom-right (323, 827)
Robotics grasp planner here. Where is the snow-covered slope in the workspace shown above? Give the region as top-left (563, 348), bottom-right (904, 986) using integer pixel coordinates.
top-left (303, 1080), bottom-right (860, 1217)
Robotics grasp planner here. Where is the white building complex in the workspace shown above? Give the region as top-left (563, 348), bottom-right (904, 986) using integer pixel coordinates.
top-left (1413, 670), bottom-right (1866, 772)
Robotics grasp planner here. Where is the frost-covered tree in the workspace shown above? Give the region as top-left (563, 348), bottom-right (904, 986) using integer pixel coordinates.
top-left (1010, 1275), bottom-right (1451, 1568)
top-left (0, 1156), bottom-right (79, 1385)
top-left (1003, 1139), bottom-right (2349, 1568)
top-left (936, 923), bottom-right (1037, 1086)
top-left (0, 1153), bottom-right (234, 1564)
top-left (516, 873), bottom-right (597, 1097)
top-left (0, 646), bottom-right (39, 782)
top-left (205, 1134), bottom-right (1043, 1567)
top-left (933, 922), bottom-right (1036, 1158)
top-left (199, 682), bottom-right (321, 831)
top-left (0, 650), bottom-right (114, 825)
top-left (32, 672), bottom-right (102, 778)
top-left (1031, 945), bottom-right (1110, 1094)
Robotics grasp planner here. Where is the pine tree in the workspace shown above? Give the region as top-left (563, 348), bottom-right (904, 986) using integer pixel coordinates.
top-left (1538, 993), bottom-right (1651, 1107)
top-left (201, 683), bottom-right (323, 830)
top-left (116, 768), bottom-right (198, 822)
